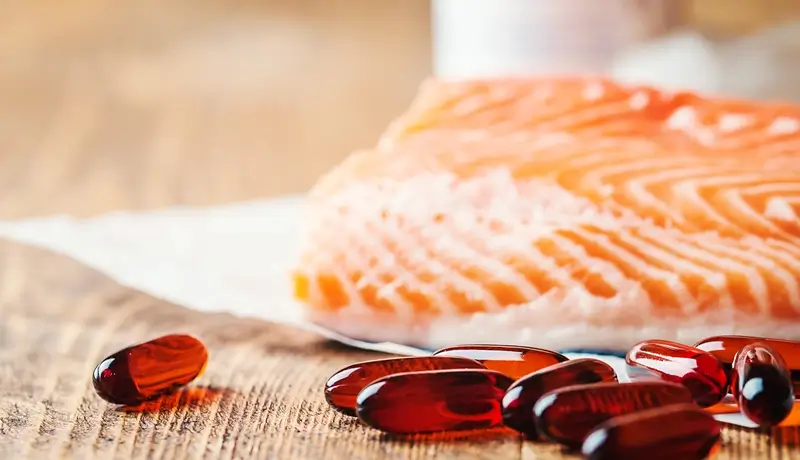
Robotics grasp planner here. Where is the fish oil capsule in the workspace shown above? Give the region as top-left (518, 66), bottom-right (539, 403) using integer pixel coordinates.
top-left (626, 339), bottom-right (728, 407)
top-left (432, 344), bottom-right (568, 379)
top-left (324, 356), bottom-right (484, 415)
top-left (695, 335), bottom-right (800, 395)
top-left (731, 342), bottom-right (794, 427)
top-left (501, 358), bottom-right (617, 437)
top-left (92, 334), bottom-right (208, 406)
top-left (533, 381), bottom-right (693, 447)
top-left (356, 369), bottom-right (514, 434)
top-left (581, 404), bottom-right (721, 460)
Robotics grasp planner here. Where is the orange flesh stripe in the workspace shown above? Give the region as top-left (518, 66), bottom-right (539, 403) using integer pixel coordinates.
top-left (533, 238), bottom-right (617, 298)
top-left (596, 228), bottom-right (720, 313)
top-left (636, 231), bottom-right (761, 315)
top-left (317, 274), bottom-right (349, 310)
top-left (556, 227), bottom-right (683, 313)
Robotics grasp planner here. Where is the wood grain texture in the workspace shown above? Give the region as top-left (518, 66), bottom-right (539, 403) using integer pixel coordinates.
top-left (1, 238), bottom-right (800, 459)
top-left (0, 0), bottom-right (431, 219)
top-left (1, 0), bottom-right (800, 458)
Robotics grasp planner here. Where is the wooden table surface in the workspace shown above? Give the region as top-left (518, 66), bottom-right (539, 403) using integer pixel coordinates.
top-left (1, 1), bottom-right (800, 459)
top-left (0, 0), bottom-right (431, 219)
top-left (1, 241), bottom-right (798, 460)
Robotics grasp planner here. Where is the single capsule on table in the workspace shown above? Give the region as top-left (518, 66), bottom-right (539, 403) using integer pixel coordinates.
top-left (324, 356), bottom-right (484, 415)
top-left (695, 335), bottom-right (800, 395)
top-left (92, 334), bottom-right (208, 406)
top-left (581, 403), bottom-right (721, 460)
top-left (731, 342), bottom-right (794, 427)
top-left (625, 339), bottom-right (728, 407)
top-left (432, 344), bottom-right (568, 379)
top-left (356, 369), bottom-right (514, 434)
top-left (533, 381), bottom-right (693, 447)
top-left (501, 358), bottom-right (617, 438)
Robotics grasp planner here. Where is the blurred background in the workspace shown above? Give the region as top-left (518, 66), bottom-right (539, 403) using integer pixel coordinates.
top-left (0, 0), bottom-right (798, 219)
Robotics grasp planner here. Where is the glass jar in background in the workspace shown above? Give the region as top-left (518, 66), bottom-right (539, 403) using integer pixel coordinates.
top-left (432, 0), bottom-right (800, 102)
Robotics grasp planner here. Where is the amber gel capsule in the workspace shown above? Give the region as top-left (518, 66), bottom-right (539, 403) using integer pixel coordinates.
top-left (432, 344), bottom-right (568, 379)
top-left (532, 381), bottom-right (693, 447)
top-left (581, 404), bottom-right (722, 460)
top-left (356, 369), bottom-right (514, 434)
top-left (92, 334), bottom-right (208, 406)
top-left (324, 356), bottom-right (484, 415)
top-left (501, 358), bottom-right (617, 437)
top-left (731, 342), bottom-right (794, 427)
top-left (695, 335), bottom-right (800, 395)
top-left (626, 339), bottom-right (728, 407)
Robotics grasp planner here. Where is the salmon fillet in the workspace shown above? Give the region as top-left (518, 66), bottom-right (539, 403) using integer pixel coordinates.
top-left (292, 77), bottom-right (800, 352)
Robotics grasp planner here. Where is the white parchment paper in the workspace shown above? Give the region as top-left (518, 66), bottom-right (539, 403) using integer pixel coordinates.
top-left (0, 195), bottom-right (761, 427)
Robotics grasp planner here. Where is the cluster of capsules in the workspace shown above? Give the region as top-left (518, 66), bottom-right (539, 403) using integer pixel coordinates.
top-left (324, 336), bottom-right (800, 460)
top-left (87, 333), bottom-right (798, 459)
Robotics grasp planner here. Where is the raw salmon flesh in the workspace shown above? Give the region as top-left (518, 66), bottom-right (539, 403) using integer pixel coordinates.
top-left (292, 77), bottom-right (800, 352)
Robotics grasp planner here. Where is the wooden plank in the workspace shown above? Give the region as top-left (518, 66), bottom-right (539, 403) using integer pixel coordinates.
top-left (0, 235), bottom-right (798, 459)
top-left (0, 0), bottom-right (432, 219)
